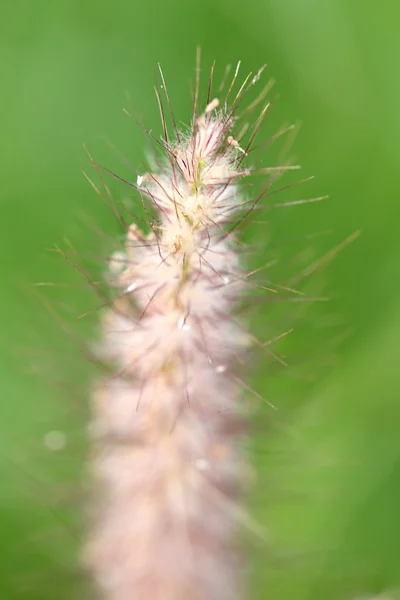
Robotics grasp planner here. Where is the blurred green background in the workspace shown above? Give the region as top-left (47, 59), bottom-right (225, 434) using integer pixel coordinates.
top-left (1, 0), bottom-right (400, 598)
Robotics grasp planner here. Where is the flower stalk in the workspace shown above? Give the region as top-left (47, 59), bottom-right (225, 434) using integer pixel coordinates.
top-left (84, 63), bottom-right (276, 600)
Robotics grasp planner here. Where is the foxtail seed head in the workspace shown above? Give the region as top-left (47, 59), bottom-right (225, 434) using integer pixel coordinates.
top-left (84, 62), bottom-right (285, 600)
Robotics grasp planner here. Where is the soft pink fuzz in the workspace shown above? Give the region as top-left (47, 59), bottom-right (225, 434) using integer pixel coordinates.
top-left (85, 99), bottom-right (251, 599)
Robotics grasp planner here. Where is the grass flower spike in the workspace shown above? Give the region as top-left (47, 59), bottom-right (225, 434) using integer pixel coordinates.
top-left (84, 60), bottom-right (289, 600)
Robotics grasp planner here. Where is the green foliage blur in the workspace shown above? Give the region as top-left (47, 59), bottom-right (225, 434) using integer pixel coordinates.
top-left (1, 1), bottom-right (399, 598)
